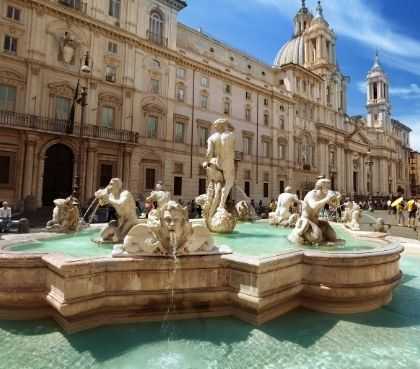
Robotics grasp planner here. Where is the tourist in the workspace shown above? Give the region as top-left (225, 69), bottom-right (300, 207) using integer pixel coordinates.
top-left (269, 199), bottom-right (277, 212)
top-left (387, 199), bottom-right (392, 214)
top-left (0, 201), bottom-right (12, 233)
top-left (250, 199), bottom-right (256, 210)
top-left (407, 199), bottom-right (417, 228)
top-left (396, 199), bottom-right (406, 227)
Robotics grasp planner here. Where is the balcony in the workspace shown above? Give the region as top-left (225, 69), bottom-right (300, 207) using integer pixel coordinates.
top-left (58, 0), bottom-right (87, 12)
top-left (0, 110), bottom-right (138, 144)
top-left (147, 30), bottom-right (168, 47)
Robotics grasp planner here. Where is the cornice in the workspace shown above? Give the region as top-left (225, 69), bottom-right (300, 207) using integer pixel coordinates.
top-left (24, 0), bottom-right (294, 103)
top-left (157, 0), bottom-right (187, 11)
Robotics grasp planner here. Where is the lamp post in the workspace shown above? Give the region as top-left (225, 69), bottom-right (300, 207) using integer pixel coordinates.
top-left (365, 147), bottom-right (374, 199)
top-left (72, 51), bottom-right (91, 202)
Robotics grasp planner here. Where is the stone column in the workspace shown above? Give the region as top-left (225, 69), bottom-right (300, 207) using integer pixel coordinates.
top-left (122, 147), bottom-right (132, 187)
top-left (85, 143), bottom-right (98, 201)
top-left (22, 136), bottom-right (37, 199)
top-left (36, 156), bottom-right (45, 208)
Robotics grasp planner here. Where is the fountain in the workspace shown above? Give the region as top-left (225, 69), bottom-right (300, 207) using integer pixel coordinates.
top-left (0, 118), bottom-right (404, 333)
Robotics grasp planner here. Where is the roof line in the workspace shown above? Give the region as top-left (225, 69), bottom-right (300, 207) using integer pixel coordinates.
top-left (177, 22), bottom-right (273, 69)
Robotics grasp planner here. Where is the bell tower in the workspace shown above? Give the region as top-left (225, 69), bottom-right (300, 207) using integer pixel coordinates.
top-left (366, 52), bottom-right (391, 130)
top-left (293, 0), bottom-right (313, 36)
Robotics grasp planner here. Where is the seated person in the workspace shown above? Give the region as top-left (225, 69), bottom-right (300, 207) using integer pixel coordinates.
top-left (0, 201), bottom-right (12, 233)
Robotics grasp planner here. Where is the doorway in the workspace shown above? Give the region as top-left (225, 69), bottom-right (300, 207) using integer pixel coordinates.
top-left (42, 144), bottom-right (74, 205)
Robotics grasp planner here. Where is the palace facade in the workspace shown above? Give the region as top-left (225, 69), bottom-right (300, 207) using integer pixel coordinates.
top-left (0, 0), bottom-right (411, 209)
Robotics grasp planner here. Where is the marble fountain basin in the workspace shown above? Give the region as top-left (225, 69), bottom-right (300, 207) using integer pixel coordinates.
top-left (0, 222), bottom-right (403, 332)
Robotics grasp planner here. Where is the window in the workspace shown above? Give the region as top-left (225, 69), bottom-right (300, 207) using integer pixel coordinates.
top-left (0, 155), bottom-right (11, 185)
top-left (244, 169), bottom-right (251, 180)
top-left (264, 112), bottom-right (269, 126)
top-left (198, 178), bottom-right (206, 195)
top-left (3, 35), bottom-right (17, 54)
top-left (243, 136), bottom-right (252, 155)
top-left (147, 116), bottom-right (158, 138)
top-left (199, 126), bottom-right (209, 147)
top-left (245, 106), bottom-right (251, 121)
top-left (108, 41), bottom-right (118, 54)
top-left (99, 164), bottom-right (114, 187)
top-left (0, 85), bottom-right (16, 111)
top-left (149, 11), bottom-right (163, 44)
top-left (55, 96), bottom-right (71, 120)
top-left (279, 105), bottom-right (285, 112)
top-left (175, 121), bottom-right (185, 143)
top-left (173, 162), bottom-right (183, 174)
top-left (176, 84), bottom-right (185, 102)
top-left (6, 6), bottom-right (21, 21)
top-left (262, 141), bottom-right (270, 158)
top-left (174, 176), bottom-right (182, 196)
top-left (201, 76), bottom-right (209, 88)
top-left (224, 84), bottom-right (231, 94)
top-left (59, 0), bottom-right (82, 9)
top-left (279, 180), bottom-right (285, 194)
top-left (151, 78), bottom-right (160, 94)
top-left (263, 98), bottom-right (269, 106)
top-left (177, 68), bottom-right (186, 79)
top-left (224, 100), bottom-right (230, 115)
top-left (100, 106), bottom-right (115, 128)
top-left (105, 65), bottom-right (117, 82)
top-left (263, 182), bottom-right (269, 198)
top-left (152, 59), bottom-right (160, 68)
top-left (108, 0), bottom-right (120, 18)
top-left (279, 117), bottom-right (285, 130)
top-left (145, 168), bottom-right (156, 190)
top-left (244, 181), bottom-right (250, 197)
top-left (245, 91), bottom-right (252, 100)
top-left (279, 144), bottom-right (286, 160)
top-left (200, 93), bottom-right (208, 109)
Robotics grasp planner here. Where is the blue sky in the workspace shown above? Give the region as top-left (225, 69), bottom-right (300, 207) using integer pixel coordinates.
top-left (179, 0), bottom-right (420, 149)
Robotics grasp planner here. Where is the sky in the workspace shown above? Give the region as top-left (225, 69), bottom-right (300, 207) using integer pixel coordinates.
top-left (178, 0), bottom-right (420, 149)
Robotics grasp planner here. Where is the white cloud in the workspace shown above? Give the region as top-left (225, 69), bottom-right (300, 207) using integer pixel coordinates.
top-left (250, 0), bottom-right (420, 76)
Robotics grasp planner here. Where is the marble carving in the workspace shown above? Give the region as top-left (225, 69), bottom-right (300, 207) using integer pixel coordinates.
top-left (195, 118), bottom-right (236, 234)
top-left (46, 196), bottom-right (80, 233)
top-left (288, 178), bottom-right (341, 245)
top-left (269, 186), bottom-right (299, 227)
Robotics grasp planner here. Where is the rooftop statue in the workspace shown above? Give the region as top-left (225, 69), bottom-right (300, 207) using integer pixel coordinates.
top-left (46, 196), bottom-right (80, 233)
top-left (269, 186), bottom-right (299, 227)
top-left (94, 178), bottom-right (138, 243)
top-left (288, 178), bottom-right (341, 245)
top-left (196, 118), bottom-right (236, 233)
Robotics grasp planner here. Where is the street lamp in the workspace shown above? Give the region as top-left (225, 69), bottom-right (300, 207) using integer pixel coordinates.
top-left (365, 146), bottom-right (374, 199)
top-left (72, 51), bottom-right (92, 202)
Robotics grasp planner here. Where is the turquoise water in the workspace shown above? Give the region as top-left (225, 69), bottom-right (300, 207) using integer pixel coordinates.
top-left (10, 223), bottom-right (380, 258)
top-left (0, 255), bottom-right (419, 369)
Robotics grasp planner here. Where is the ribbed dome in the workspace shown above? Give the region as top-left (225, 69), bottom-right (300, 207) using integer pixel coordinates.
top-left (273, 35), bottom-right (305, 67)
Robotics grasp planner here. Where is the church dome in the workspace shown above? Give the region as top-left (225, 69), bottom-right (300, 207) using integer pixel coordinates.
top-left (273, 35), bottom-right (305, 67)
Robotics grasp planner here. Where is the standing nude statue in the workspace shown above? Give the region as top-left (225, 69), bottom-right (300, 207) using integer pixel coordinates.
top-left (206, 118), bottom-right (235, 210)
top-left (195, 118), bottom-right (237, 234)
top-left (95, 178), bottom-right (138, 243)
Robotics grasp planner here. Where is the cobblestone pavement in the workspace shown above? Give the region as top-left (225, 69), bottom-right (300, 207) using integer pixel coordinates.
top-left (361, 210), bottom-right (420, 240)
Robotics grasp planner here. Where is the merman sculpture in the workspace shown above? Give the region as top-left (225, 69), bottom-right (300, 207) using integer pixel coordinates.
top-left (195, 118), bottom-right (236, 233)
top-left (46, 196), bottom-right (80, 233)
top-left (94, 178), bottom-right (138, 243)
top-left (288, 178), bottom-right (341, 245)
top-left (269, 186), bottom-right (299, 227)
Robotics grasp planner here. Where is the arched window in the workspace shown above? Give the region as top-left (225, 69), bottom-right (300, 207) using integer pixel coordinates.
top-left (149, 11), bottom-right (164, 45)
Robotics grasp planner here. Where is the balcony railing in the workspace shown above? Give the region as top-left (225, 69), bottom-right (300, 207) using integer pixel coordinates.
top-left (58, 0), bottom-right (87, 12)
top-left (146, 30), bottom-right (168, 47)
top-left (0, 110), bottom-right (139, 144)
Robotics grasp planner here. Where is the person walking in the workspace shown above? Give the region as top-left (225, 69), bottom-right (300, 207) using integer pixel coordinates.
top-left (396, 199), bottom-right (406, 227)
top-left (0, 201), bottom-right (12, 233)
top-left (407, 199), bottom-right (417, 228)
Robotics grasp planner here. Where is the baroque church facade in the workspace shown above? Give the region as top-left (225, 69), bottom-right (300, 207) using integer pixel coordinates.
top-left (0, 0), bottom-right (411, 208)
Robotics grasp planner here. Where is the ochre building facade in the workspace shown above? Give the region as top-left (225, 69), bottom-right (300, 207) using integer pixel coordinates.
top-left (0, 0), bottom-right (411, 208)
